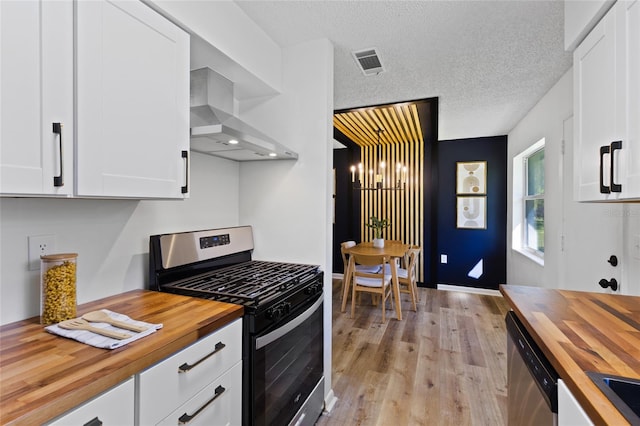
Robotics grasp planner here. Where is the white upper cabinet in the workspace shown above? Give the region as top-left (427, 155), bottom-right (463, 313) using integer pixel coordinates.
top-left (75, 0), bottom-right (189, 198)
top-left (0, 1), bottom-right (74, 196)
top-left (621, 0), bottom-right (640, 198)
top-left (1, 0), bottom-right (189, 199)
top-left (574, 0), bottom-right (640, 201)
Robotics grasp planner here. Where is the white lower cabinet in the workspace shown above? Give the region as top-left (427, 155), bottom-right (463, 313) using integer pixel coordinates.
top-left (137, 318), bottom-right (243, 425)
top-left (157, 361), bottom-right (242, 426)
top-left (46, 377), bottom-right (134, 425)
top-left (558, 379), bottom-right (594, 426)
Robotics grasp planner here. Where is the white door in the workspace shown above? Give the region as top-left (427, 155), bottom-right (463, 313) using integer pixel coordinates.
top-left (0, 0), bottom-right (74, 196)
top-left (573, 6), bottom-right (624, 201)
top-left (75, 0), bottom-right (189, 198)
top-left (562, 117), bottom-right (623, 293)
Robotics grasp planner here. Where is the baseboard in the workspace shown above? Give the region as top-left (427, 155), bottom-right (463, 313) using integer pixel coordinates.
top-left (323, 388), bottom-right (338, 413)
top-left (437, 284), bottom-right (502, 297)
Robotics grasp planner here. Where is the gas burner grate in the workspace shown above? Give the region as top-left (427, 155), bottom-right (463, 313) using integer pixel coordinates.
top-left (162, 260), bottom-right (320, 307)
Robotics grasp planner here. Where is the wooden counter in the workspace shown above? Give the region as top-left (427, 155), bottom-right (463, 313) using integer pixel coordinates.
top-left (0, 290), bottom-right (243, 426)
top-left (500, 285), bottom-right (640, 425)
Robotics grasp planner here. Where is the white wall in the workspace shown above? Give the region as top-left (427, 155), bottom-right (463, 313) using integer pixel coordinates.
top-left (238, 38), bottom-right (335, 405)
top-left (0, 153), bottom-right (240, 324)
top-left (507, 69), bottom-right (572, 289)
top-left (624, 206), bottom-right (640, 295)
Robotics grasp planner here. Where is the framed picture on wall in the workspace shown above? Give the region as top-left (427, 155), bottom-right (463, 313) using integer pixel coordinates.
top-left (456, 161), bottom-right (486, 195)
top-left (456, 196), bottom-right (486, 229)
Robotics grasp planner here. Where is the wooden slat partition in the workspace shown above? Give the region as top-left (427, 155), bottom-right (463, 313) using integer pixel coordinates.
top-left (335, 103), bottom-right (426, 282)
top-left (335, 106), bottom-right (424, 282)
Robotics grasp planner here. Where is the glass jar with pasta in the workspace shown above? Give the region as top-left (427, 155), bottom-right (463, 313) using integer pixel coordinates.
top-left (40, 253), bottom-right (78, 325)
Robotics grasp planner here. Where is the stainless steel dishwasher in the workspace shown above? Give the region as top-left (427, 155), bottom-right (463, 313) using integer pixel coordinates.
top-left (506, 311), bottom-right (559, 425)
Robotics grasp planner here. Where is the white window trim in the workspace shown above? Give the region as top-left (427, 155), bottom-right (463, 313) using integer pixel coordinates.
top-left (512, 138), bottom-right (545, 265)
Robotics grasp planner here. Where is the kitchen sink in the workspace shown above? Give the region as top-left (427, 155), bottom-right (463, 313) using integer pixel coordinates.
top-left (586, 372), bottom-right (640, 424)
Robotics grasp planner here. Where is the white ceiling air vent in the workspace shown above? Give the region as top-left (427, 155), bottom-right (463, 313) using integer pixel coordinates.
top-left (352, 48), bottom-right (385, 76)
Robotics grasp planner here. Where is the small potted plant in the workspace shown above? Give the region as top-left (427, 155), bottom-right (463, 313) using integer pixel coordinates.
top-left (365, 216), bottom-right (390, 248)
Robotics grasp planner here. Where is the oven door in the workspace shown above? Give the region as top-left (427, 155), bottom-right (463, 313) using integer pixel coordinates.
top-left (252, 293), bottom-right (324, 426)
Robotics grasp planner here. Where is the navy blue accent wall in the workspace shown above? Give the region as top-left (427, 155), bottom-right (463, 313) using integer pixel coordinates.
top-left (436, 136), bottom-right (507, 290)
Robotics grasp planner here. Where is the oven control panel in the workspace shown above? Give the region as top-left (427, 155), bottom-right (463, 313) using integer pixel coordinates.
top-left (200, 233), bottom-right (230, 249)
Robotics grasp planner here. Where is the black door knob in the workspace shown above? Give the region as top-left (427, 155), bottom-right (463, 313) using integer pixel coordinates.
top-left (599, 278), bottom-right (618, 291)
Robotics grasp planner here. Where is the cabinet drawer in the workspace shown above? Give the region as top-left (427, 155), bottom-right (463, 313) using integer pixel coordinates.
top-left (46, 377), bottom-right (134, 425)
top-left (157, 360), bottom-right (242, 426)
top-left (138, 318), bottom-right (242, 425)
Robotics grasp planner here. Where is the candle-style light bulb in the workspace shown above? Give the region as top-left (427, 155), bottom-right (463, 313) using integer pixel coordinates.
top-left (350, 165), bottom-right (356, 182)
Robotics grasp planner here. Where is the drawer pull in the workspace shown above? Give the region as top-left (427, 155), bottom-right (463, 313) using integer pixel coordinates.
top-left (83, 417), bottom-right (103, 426)
top-left (178, 385), bottom-right (225, 424)
top-left (178, 341), bottom-right (225, 373)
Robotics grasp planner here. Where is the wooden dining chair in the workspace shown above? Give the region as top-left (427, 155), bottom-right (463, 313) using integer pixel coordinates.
top-left (340, 241), bottom-right (381, 312)
top-left (380, 245), bottom-right (421, 310)
top-left (350, 253), bottom-right (395, 322)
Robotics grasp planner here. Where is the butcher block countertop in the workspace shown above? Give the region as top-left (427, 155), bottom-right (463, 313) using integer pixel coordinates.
top-left (500, 285), bottom-right (640, 425)
top-left (0, 290), bottom-right (243, 426)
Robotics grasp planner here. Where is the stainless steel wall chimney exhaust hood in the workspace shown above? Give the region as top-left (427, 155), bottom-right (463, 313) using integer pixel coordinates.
top-left (190, 68), bottom-right (298, 161)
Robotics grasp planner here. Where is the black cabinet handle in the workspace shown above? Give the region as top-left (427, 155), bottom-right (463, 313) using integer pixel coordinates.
top-left (83, 417), bottom-right (103, 426)
top-left (599, 145), bottom-right (611, 194)
top-left (178, 385), bottom-right (225, 424)
top-left (610, 140), bottom-right (622, 193)
top-left (607, 255), bottom-right (618, 267)
top-left (599, 278), bottom-right (618, 291)
top-left (177, 341), bottom-right (225, 373)
top-left (53, 123), bottom-right (64, 187)
top-left (181, 150), bottom-right (189, 194)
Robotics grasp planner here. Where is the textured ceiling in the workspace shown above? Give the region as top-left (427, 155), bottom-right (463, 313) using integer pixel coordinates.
top-left (234, 0), bottom-right (572, 141)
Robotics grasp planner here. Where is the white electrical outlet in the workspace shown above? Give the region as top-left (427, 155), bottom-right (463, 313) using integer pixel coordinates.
top-left (441, 254), bottom-right (448, 264)
top-left (28, 235), bottom-right (56, 271)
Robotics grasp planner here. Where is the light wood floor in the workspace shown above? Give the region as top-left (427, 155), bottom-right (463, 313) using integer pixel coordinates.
top-left (317, 278), bottom-right (510, 426)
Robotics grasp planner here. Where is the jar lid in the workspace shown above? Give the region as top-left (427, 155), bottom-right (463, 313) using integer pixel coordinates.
top-left (40, 253), bottom-right (78, 260)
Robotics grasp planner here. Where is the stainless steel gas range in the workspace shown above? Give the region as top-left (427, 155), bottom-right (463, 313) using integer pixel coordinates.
top-left (149, 226), bottom-right (325, 426)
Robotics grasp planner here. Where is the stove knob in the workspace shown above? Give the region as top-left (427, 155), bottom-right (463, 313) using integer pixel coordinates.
top-left (283, 302), bottom-right (291, 315)
top-left (266, 307), bottom-right (281, 320)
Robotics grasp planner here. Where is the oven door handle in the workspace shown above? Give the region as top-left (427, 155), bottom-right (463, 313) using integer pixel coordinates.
top-left (256, 294), bottom-right (323, 350)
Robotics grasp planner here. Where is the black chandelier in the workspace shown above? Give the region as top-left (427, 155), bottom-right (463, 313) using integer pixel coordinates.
top-left (350, 128), bottom-right (407, 191)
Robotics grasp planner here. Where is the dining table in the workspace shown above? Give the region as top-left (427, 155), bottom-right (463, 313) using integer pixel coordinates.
top-left (342, 240), bottom-right (410, 321)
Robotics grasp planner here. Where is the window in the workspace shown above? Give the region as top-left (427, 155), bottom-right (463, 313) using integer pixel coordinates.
top-left (524, 148), bottom-right (544, 253)
top-left (512, 138), bottom-right (545, 264)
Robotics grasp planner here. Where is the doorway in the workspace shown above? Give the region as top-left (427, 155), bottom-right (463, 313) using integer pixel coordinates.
top-left (331, 98), bottom-right (438, 287)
